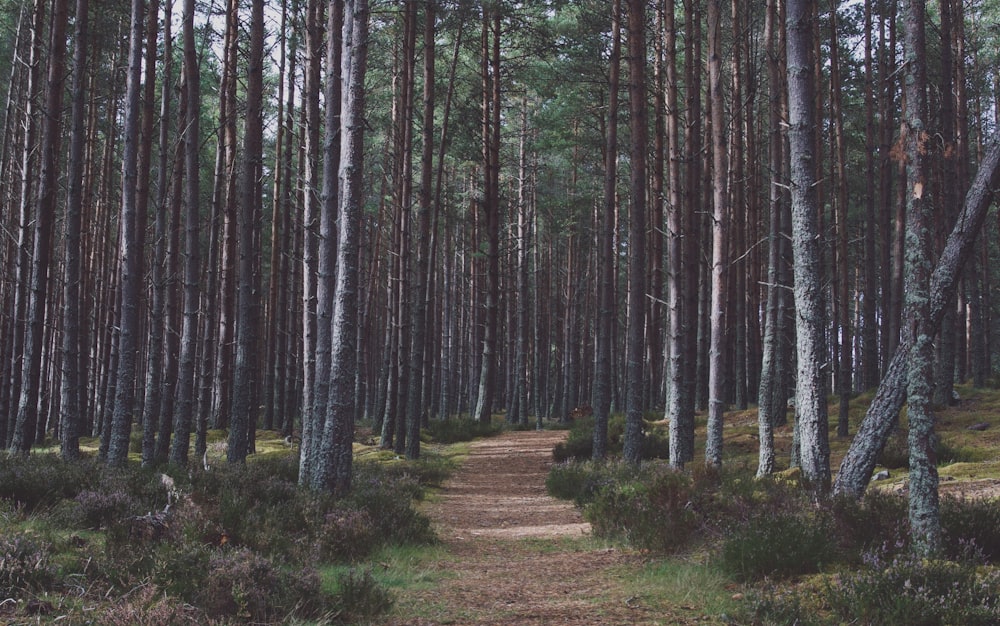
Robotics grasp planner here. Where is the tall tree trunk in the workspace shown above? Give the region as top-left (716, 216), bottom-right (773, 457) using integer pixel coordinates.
top-left (665, 0), bottom-right (690, 468)
top-left (829, 1), bottom-right (852, 437)
top-left (405, 0), bottom-right (434, 459)
top-left (142, 0), bottom-right (173, 466)
top-left (316, 0), bottom-right (368, 496)
top-left (622, 0), bottom-right (647, 464)
top-left (298, 0), bottom-right (323, 482)
top-left (593, 0), bottom-right (620, 460)
top-left (304, 0), bottom-right (343, 484)
top-left (705, 0), bottom-right (728, 468)
top-left (861, 0), bottom-right (880, 390)
top-left (7, 0), bottom-right (45, 452)
top-left (60, 0), bottom-right (89, 460)
top-left (757, 0), bottom-right (788, 476)
top-left (11, 0), bottom-right (65, 454)
top-left (473, 4), bottom-right (501, 425)
top-left (170, 0), bottom-right (202, 466)
top-left (106, 0), bottom-right (146, 465)
top-left (901, 0), bottom-right (940, 557)
top-left (229, 0), bottom-right (265, 463)
top-left (786, 0), bottom-right (830, 490)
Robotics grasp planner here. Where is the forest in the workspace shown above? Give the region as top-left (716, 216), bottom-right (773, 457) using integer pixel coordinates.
top-left (3, 0), bottom-right (1000, 622)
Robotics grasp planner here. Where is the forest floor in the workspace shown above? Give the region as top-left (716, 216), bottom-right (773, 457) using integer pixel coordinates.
top-left (384, 429), bottom-right (727, 625)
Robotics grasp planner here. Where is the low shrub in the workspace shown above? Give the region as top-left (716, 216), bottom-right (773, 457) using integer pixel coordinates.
top-left (0, 533), bottom-right (56, 593)
top-left (317, 507), bottom-right (378, 562)
top-left (941, 495), bottom-right (1000, 562)
top-left (98, 584), bottom-right (206, 626)
top-left (381, 452), bottom-right (456, 488)
top-left (584, 462), bottom-right (697, 553)
top-left (830, 490), bottom-right (909, 558)
top-left (828, 551), bottom-right (1000, 626)
top-left (151, 539), bottom-right (214, 601)
top-left (552, 415), bottom-right (669, 463)
top-left (0, 454), bottom-right (99, 510)
top-left (546, 461), bottom-right (596, 503)
top-left (423, 417), bottom-right (502, 444)
top-left (719, 512), bottom-right (836, 582)
top-left (73, 489), bottom-right (141, 530)
top-left (197, 548), bottom-right (329, 621)
top-left (347, 466), bottom-right (435, 546)
top-left (332, 568), bottom-right (395, 621)
top-left (736, 586), bottom-right (820, 626)
top-left (877, 429), bottom-right (909, 469)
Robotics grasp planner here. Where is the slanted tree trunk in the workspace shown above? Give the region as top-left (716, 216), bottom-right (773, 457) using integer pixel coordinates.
top-left (786, 0), bottom-right (830, 490)
top-left (622, 0), bottom-right (647, 464)
top-left (834, 136), bottom-right (1000, 498)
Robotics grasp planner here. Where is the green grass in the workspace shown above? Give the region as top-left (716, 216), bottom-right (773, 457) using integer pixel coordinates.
top-left (620, 559), bottom-right (737, 619)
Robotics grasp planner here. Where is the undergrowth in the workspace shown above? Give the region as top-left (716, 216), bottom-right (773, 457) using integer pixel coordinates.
top-left (550, 457), bottom-right (1000, 624)
top-left (0, 444), bottom-right (440, 624)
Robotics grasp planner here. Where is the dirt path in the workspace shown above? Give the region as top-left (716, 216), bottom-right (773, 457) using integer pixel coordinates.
top-left (386, 430), bottom-right (705, 625)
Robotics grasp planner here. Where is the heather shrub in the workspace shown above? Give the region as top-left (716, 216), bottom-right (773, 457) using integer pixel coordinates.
top-left (380, 452), bottom-right (456, 489)
top-left (0, 533), bottom-right (56, 593)
top-left (877, 429), bottom-right (909, 469)
top-left (552, 416), bottom-right (669, 462)
top-left (0, 454), bottom-right (99, 510)
top-left (347, 466), bottom-right (435, 546)
top-left (719, 511), bottom-right (836, 582)
top-left (545, 460), bottom-right (597, 503)
top-left (827, 551), bottom-right (1000, 626)
top-left (317, 506), bottom-right (378, 562)
top-left (830, 490), bottom-right (909, 558)
top-left (941, 495), bottom-right (1000, 562)
top-left (150, 539), bottom-right (214, 600)
top-left (97, 584), bottom-right (205, 626)
top-left (332, 568), bottom-right (394, 621)
top-left (584, 462), bottom-right (697, 553)
top-left (73, 489), bottom-right (141, 530)
top-left (736, 585), bottom-right (821, 626)
top-left (197, 548), bottom-right (329, 621)
top-left (424, 417), bottom-right (502, 443)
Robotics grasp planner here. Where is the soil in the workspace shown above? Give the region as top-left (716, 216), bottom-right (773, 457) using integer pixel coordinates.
top-left (386, 430), bottom-right (710, 625)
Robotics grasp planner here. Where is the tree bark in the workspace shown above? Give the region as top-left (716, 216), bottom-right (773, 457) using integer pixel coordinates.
top-left (317, 0), bottom-right (368, 496)
top-left (834, 135), bottom-right (1000, 498)
top-left (622, 0), bottom-right (647, 464)
top-left (170, 0), bottom-right (202, 466)
top-left (229, 0), bottom-right (265, 463)
top-left (705, 0), bottom-right (728, 468)
top-left (901, 0), bottom-right (940, 557)
top-left (473, 4), bottom-right (501, 425)
top-left (786, 0), bottom-right (830, 490)
top-left (60, 0), bottom-right (89, 460)
top-left (593, 0), bottom-right (620, 461)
